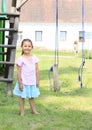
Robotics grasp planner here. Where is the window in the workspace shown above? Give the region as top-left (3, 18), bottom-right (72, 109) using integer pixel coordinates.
top-left (35, 31), bottom-right (42, 41)
top-left (79, 31), bottom-right (85, 42)
top-left (60, 31), bottom-right (67, 41)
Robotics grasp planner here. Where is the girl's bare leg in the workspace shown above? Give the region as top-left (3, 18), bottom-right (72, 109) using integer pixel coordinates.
top-left (19, 98), bottom-right (25, 116)
top-left (29, 98), bottom-right (39, 114)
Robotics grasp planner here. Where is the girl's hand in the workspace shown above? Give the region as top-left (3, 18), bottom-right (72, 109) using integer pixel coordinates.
top-left (19, 84), bottom-right (23, 91)
top-left (36, 83), bottom-right (39, 87)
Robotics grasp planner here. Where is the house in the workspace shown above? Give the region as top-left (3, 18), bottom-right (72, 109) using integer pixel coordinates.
top-left (1, 0), bottom-right (92, 50)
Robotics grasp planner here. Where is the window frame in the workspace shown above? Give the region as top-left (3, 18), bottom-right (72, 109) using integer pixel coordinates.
top-left (35, 31), bottom-right (43, 42)
top-left (60, 31), bottom-right (67, 41)
top-left (79, 31), bottom-right (85, 42)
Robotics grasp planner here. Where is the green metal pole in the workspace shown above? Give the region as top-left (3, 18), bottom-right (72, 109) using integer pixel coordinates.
top-left (0, 0), bottom-right (6, 74)
top-left (2, 0), bottom-right (6, 13)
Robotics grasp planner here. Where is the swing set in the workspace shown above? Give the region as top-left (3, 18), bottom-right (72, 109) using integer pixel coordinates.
top-left (0, 0), bottom-right (85, 95)
top-left (49, 0), bottom-right (85, 91)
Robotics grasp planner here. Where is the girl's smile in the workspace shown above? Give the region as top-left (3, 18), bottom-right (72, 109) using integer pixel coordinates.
top-left (22, 41), bottom-right (33, 54)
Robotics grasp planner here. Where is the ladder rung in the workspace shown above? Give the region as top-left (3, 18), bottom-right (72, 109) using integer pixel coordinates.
top-left (0, 61), bottom-right (14, 65)
top-left (0, 78), bottom-right (13, 82)
top-left (0, 45), bottom-right (16, 48)
top-left (0, 52), bottom-right (7, 55)
top-left (0, 17), bottom-right (8, 20)
top-left (0, 13), bottom-right (20, 17)
top-left (0, 28), bottom-right (18, 32)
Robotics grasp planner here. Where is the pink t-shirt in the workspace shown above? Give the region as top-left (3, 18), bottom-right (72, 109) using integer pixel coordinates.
top-left (15, 55), bottom-right (39, 85)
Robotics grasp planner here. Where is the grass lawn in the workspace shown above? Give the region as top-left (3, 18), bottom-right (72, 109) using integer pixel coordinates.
top-left (0, 49), bottom-right (92, 130)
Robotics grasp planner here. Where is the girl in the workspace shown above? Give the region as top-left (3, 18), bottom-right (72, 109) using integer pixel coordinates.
top-left (13, 39), bottom-right (40, 116)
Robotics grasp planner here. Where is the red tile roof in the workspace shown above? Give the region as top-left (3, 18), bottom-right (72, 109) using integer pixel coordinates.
top-left (0, 0), bottom-right (92, 23)
top-left (19, 0), bottom-right (92, 23)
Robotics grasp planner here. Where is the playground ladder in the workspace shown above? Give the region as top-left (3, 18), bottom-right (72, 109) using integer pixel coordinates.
top-left (0, 5), bottom-right (20, 94)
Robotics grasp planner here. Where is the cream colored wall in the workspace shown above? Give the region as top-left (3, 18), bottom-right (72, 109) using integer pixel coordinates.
top-left (17, 22), bottom-right (92, 51)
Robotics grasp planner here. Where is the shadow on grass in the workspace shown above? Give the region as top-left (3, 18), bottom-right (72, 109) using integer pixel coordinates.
top-left (40, 66), bottom-right (79, 81)
top-left (38, 104), bottom-right (92, 130)
top-left (60, 87), bottom-right (92, 97)
top-left (59, 66), bottom-right (79, 74)
top-left (40, 69), bottom-right (51, 80)
top-left (1, 101), bottom-right (92, 130)
top-left (40, 75), bottom-right (92, 97)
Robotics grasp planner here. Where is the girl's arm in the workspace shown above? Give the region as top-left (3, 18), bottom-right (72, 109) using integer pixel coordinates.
top-left (17, 65), bottom-right (23, 91)
top-left (36, 63), bottom-right (40, 87)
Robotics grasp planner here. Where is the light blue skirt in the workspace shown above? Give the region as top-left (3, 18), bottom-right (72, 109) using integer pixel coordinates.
top-left (13, 82), bottom-right (40, 98)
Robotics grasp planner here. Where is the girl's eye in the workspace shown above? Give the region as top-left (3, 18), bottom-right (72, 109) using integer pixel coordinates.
top-left (23, 45), bottom-right (31, 47)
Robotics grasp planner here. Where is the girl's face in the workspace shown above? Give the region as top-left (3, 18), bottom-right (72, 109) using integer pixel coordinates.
top-left (22, 41), bottom-right (33, 54)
